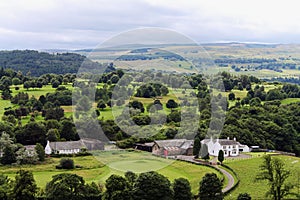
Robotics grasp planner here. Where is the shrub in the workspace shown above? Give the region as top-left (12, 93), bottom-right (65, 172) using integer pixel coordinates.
top-left (56, 158), bottom-right (75, 169)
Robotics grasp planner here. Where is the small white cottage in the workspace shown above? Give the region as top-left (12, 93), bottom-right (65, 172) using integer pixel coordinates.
top-left (45, 138), bottom-right (104, 155)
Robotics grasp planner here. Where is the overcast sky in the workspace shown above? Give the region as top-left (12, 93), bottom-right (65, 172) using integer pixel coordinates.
top-left (1, 0), bottom-right (300, 50)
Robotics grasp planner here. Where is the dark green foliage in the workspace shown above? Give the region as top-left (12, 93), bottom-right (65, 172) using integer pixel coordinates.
top-left (97, 100), bottom-right (107, 110)
top-left (45, 173), bottom-right (100, 200)
top-left (221, 102), bottom-right (300, 154)
top-left (13, 170), bottom-right (37, 200)
top-left (132, 115), bottom-right (151, 126)
top-left (1, 146), bottom-right (16, 165)
top-left (167, 111), bottom-right (181, 123)
top-left (200, 143), bottom-right (209, 160)
top-left (35, 143), bottom-right (45, 162)
top-left (44, 107), bottom-right (64, 120)
top-left (237, 193), bottom-right (252, 200)
top-left (16, 122), bottom-right (46, 146)
top-left (256, 155), bottom-right (293, 200)
top-left (0, 50), bottom-right (98, 76)
top-left (133, 171), bottom-right (173, 200)
top-left (193, 137), bottom-right (201, 158)
top-left (129, 100), bottom-right (145, 113)
top-left (60, 119), bottom-right (79, 141)
top-left (0, 174), bottom-right (11, 200)
top-left (104, 174), bottom-right (131, 200)
top-left (199, 173), bottom-right (223, 200)
top-left (218, 150), bottom-right (224, 164)
top-left (135, 83), bottom-right (169, 98)
top-left (166, 99), bottom-right (178, 110)
top-left (58, 158), bottom-right (75, 169)
top-left (173, 178), bottom-right (192, 200)
top-left (228, 92), bottom-right (235, 100)
top-left (125, 171), bottom-right (137, 189)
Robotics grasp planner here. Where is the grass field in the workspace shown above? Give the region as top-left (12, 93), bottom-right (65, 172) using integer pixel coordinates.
top-left (281, 98), bottom-right (300, 105)
top-left (1, 151), bottom-right (222, 194)
top-left (225, 154), bottom-right (300, 199)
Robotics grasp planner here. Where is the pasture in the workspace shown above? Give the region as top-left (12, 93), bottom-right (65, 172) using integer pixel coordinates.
top-left (224, 154), bottom-right (300, 199)
top-left (1, 151), bottom-right (222, 194)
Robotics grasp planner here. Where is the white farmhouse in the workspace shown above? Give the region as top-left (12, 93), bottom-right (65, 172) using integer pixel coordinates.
top-left (201, 137), bottom-right (250, 157)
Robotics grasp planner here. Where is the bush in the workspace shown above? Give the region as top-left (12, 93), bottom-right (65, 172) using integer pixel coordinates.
top-left (56, 158), bottom-right (75, 169)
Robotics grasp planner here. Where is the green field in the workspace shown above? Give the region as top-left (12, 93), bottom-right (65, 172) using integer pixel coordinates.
top-left (1, 151), bottom-right (222, 194)
top-left (225, 154), bottom-right (300, 199)
top-left (280, 98), bottom-right (300, 105)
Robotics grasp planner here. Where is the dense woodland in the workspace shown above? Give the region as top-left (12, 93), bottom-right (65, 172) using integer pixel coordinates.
top-left (0, 50), bottom-right (101, 76)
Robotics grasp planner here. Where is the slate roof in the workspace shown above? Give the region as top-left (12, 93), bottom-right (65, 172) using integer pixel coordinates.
top-left (154, 139), bottom-right (193, 149)
top-left (50, 141), bottom-right (85, 151)
top-left (201, 138), bottom-right (239, 146)
top-left (155, 139), bottom-right (186, 148)
top-left (218, 139), bottom-right (239, 146)
top-left (50, 138), bottom-right (104, 151)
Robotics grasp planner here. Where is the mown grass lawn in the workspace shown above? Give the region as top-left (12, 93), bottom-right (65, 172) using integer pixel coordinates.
top-left (225, 154), bottom-right (300, 199)
top-left (1, 151), bottom-right (222, 194)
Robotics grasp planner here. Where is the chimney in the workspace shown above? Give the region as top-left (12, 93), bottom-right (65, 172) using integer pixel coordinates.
top-left (234, 137), bottom-right (236, 141)
top-left (227, 137), bottom-right (230, 140)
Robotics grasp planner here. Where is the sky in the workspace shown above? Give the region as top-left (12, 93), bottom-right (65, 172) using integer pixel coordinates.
top-left (1, 0), bottom-right (300, 50)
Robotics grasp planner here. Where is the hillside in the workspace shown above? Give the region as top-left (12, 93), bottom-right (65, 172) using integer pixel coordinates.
top-left (0, 50), bottom-right (100, 76)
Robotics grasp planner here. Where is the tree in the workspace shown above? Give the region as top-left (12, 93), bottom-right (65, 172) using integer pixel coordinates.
top-left (12, 77), bottom-right (21, 85)
top-left (133, 171), bottom-right (173, 200)
top-left (125, 171), bottom-right (137, 189)
top-left (237, 193), bottom-right (252, 200)
top-left (199, 173), bottom-right (223, 200)
top-left (1, 145), bottom-right (16, 165)
top-left (0, 174), bottom-right (11, 200)
top-left (256, 155), bottom-right (293, 200)
top-left (129, 100), bottom-right (145, 113)
top-left (46, 128), bottom-right (60, 141)
top-left (13, 170), bottom-right (37, 200)
top-left (200, 143), bottom-right (210, 161)
top-left (97, 100), bottom-right (107, 110)
top-left (16, 147), bottom-right (38, 165)
top-left (173, 178), bottom-right (192, 200)
top-left (166, 99), bottom-right (178, 110)
top-left (193, 137), bottom-right (201, 158)
top-left (45, 173), bottom-right (91, 200)
top-left (44, 107), bottom-right (64, 120)
top-left (23, 81), bottom-right (31, 90)
top-left (218, 150), bottom-right (224, 164)
top-left (35, 143), bottom-right (45, 162)
top-left (104, 174), bottom-right (131, 200)
top-left (76, 96), bottom-right (92, 112)
top-left (51, 80), bottom-right (60, 88)
top-left (249, 97), bottom-right (261, 107)
top-left (58, 158), bottom-right (75, 169)
top-left (60, 119), bottom-right (79, 141)
top-left (16, 122), bottom-right (46, 146)
top-left (228, 92), bottom-right (235, 100)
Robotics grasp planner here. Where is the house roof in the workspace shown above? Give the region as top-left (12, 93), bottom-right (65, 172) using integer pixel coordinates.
top-left (154, 139), bottom-right (194, 149)
top-left (24, 145), bottom-right (36, 151)
top-left (50, 141), bottom-right (85, 151)
top-left (218, 139), bottom-right (239, 146)
top-left (201, 138), bottom-right (239, 146)
top-left (180, 140), bottom-right (194, 149)
top-left (154, 139), bottom-right (186, 148)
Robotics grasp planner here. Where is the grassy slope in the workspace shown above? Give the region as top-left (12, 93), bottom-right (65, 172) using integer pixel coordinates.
top-left (1, 153), bottom-right (221, 194)
top-left (225, 154), bottom-right (300, 199)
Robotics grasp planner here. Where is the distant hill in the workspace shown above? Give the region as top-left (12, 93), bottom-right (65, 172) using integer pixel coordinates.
top-left (0, 50), bottom-right (102, 76)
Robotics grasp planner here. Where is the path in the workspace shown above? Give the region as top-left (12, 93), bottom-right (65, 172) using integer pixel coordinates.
top-left (176, 155), bottom-right (235, 193)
